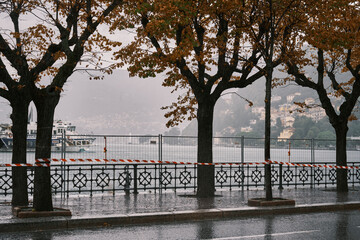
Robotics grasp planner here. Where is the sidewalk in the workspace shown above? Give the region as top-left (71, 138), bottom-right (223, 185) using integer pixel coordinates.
top-left (0, 188), bottom-right (359, 233)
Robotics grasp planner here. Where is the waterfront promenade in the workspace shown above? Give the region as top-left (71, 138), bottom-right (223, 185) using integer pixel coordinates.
top-left (0, 188), bottom-right (359, 233)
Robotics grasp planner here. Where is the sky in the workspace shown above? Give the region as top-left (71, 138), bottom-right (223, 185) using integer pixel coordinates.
top-left (2, 3), bottom-right (354, 136)
top-left (1, 69), bottom-right (183, 135)
top-left (0, 4), bottom-right (182, 135)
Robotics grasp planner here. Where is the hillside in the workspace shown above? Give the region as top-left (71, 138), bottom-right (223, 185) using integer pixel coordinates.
top-left (181, 69), bottom-right (358, 138)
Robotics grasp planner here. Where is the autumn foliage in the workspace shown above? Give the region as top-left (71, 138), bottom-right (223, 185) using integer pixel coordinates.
top-left (116, 0), bottom-right (278, 127)
top-left (0, 0), bottom-right (358, 201)
top-left (284, 0), bottom-right (360, 192)
top-left (114, 0), bottom-right (308, 196)
top-left (0, 0), bottom-right (124, 209)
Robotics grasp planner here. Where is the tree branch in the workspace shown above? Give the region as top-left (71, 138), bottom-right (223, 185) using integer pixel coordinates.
top-left (30, 43), bottom-right (63, 77)
top-left (317, 49), bottom-right (325, 87)
top-left (0, 58), bottom-right (12, 100)
top-left (53, 0), bottom-right (123, 87)
top-left (287, 59), bottom-right (339, 122)
top-left (327, 71), bottom-right (351, 100)
top-left (0, 34), bottom-right (28, 74)
top-left (0, 57), bottom-right (14, 87)
top-left (193, 17), bottom-right (206, 88)
top-left (141, 9), bottom-right (202, 97)
top-left (345, 49), bottom-right (358, 77)
top-left (230, 30), bottom-right (240, 69)
top-left (141, 16), bottom-right (163, 53)
top-left (176, 58), bottom-right (203, 99)
top-left (0, 85), bottom-right (9, 100)
top-left (215, 14), bottom-right (228, 77)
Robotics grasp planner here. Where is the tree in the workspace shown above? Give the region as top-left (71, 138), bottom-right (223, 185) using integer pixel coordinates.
top-left (291, 116), bottom-right (317, 139)
top-left (246, 0), bottom-right (306, 200)
top-left (0, 62), bottom-right (31, 206)
top-left (0, 1), bottom-right (38, 207)
top-left (285, 0), bottom-right (360, 192)
top-left (0, 0), bottom-right (123, 210)
top-left (116, 0), bottom-right (278, 197)
top-left (290, 116), bottom-right (334, 140)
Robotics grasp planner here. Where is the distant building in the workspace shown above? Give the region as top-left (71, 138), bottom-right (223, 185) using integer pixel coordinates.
top-left (241, 126), bottom-right (253, 133)
top-left (308, 108), bottom-right (326, 122)
top-left (279, 103), bottom-right (292, 112)
top-left (250, 119), bottom-right (257, 125)
top-left (286, 92), bottom-right (301, 103)
top-left (305, 97), bottom-right (315, 105)
top-left (282, 116), bottom-right (295, 127)
top-left (279, 128), bottom-right (294, 139)
top-left (252, 107), bottom-right (265, 114)
top-left (349, 136), bottom-right (360, 140)
top-left (272, 95), bottom-right (282, 102)
top-left (251, 107), bottom-right (265, 120)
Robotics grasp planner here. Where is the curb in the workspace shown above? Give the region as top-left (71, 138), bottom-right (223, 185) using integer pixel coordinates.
top-left (1, 202), bottom-right (360, 233)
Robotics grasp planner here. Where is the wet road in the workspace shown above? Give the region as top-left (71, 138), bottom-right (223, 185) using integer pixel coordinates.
top-left (2, 210), bottom-right (360, 239)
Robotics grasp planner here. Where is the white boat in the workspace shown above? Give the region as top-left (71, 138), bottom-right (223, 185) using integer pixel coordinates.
top-left (0, 117), bottom-right (95, 152)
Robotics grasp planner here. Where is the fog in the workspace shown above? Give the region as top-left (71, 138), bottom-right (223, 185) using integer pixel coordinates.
top-left (0, 70), bottom-right (181, 135)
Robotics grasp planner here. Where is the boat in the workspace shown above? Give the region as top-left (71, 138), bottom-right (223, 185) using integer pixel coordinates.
top-left (0, 114), bottom-right (95, 152)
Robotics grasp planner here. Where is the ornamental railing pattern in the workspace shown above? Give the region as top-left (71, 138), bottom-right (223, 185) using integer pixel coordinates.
top-left (1, 162), bottom-right (359, 197)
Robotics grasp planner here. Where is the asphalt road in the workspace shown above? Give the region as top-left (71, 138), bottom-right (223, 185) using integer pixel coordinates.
top-left (2, 210), bottom-right (360, 239)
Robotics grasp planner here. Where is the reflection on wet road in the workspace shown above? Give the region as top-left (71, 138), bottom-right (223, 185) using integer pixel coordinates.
top-left (2, 210), bottom-right (360, 239)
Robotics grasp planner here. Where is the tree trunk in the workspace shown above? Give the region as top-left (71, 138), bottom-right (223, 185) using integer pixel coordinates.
top-left (196, 100), bottom-right (215, 197)
top-left (334, 122), bottom-right (348, 192)
top-left (33, 88), bottom-right (60, 211)
top-left (264, 75), bottom-right (273, 201)
top-left (10, 100), bottom-right (30, 206)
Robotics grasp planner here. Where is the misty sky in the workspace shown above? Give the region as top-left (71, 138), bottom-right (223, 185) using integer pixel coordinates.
top-left (0, 10), bottom-right (182, 135)
top-left (0, 69), bottom-right (184, 135)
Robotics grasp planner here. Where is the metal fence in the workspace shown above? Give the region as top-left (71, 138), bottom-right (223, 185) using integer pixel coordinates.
top-left (0, 135), bottom-right (360, 198)
top-left (1, 134), bottom-right (359, 164)
top-left (1, 162), bottom-right (359, 198)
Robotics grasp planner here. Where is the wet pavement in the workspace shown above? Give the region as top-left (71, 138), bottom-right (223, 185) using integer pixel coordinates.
top-left (0, 187), bottom-right (359, 233)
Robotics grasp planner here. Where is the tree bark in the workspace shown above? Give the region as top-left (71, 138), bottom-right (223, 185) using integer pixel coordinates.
top-left (32, 87), bottom-right (60, 211)
top-left (10, 99), bottom-right (30, 206)
top-left (334, 122), bottom-right (348, 192)
top-left (264, 74), bottom-right (273, 201)
top-left (196, 99), bottom-right (215, 197)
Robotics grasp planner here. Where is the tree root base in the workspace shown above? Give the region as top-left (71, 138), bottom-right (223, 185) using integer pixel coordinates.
top-left (248, 198), bottom-right (295, 207)
top-left (12, 206), bottom-right (72, 218)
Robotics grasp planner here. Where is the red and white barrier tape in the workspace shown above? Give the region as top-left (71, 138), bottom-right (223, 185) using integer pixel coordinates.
top-left (0, 163), bottom-right (50, 167)
top-left (31, 158), bottom-right (360, 170)
top-left (266, 160), bottom-right (359, 169)
top-left (0, 159), bottom-right (357, 169)
top-left (35, 158), bottom-right (257, 166)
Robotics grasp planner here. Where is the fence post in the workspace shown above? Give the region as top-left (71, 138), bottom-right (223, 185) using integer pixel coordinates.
top-left (158, 134), bottom-right (163, 193)
top-left (158, 134), bottom-right (163, 162)
top-left (125, 165), bottom-right (130, 195)
top-left (61, 132), bottom-right (65, 159)
top-left (241, 136), bottom-right (244, 164)
top-left (311, 138), bottom-right (314, 188)
top-left (241, 136), bottom-right (244, 190)
top-left (133, 164), bottom-right (138, 194)
top-left (278, 164), bottom-right (283, 190)
top-left (61, 132), bottom-right (66, 199)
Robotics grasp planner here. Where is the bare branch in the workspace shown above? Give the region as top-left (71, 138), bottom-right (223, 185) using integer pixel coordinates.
top-left (327, 71), bottom-right (351, 100)
top-left (0, 57), bottom-right (14, 87)
top-left (30, 43), bottom-right (63, 77)
top-left (0, 34), bottom-right (29, 74)
top-left (0, 86), bottom-right (9, 100)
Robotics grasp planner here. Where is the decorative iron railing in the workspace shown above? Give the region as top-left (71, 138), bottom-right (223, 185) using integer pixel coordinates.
top-left (1, 162), bottom-right (359, 198)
